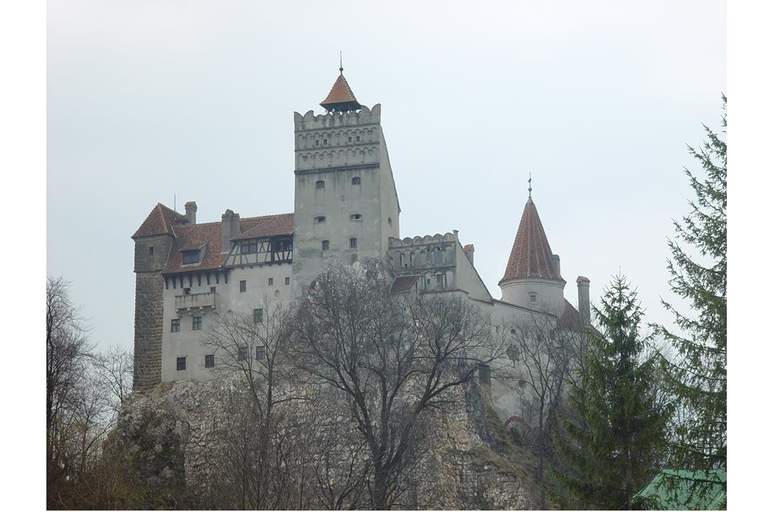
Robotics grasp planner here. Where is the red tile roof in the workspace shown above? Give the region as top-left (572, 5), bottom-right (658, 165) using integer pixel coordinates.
top-left (232, 214), bottom-right (295, 240)
top-left (132, 203), bottom-right (186, 238)
top-left (500, 199), bottom-right (564, 284)
top-left (320, 72), bottom-right (361, 112)
top-left (162, 213), bottom-right (293, 275)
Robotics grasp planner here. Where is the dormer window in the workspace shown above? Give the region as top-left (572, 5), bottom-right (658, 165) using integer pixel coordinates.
top-left (182, 250), bottom-right (201, 265)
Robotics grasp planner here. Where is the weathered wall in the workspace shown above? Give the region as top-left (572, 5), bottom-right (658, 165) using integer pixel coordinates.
top-left (133, 272), bottom-right (165, 391)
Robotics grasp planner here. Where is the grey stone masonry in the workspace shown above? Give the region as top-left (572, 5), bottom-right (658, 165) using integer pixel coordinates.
top-left (133, 271), bottom-right (165, 391)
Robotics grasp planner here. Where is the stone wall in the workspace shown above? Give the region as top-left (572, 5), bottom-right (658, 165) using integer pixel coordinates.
top-left (133, 271), bottom-right (165, 391)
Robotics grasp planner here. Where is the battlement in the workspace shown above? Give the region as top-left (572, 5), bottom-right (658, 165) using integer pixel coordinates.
top-left (389, 232), bottom-right (458, 248)
top-left (294, 104), bottom-right (381, 131)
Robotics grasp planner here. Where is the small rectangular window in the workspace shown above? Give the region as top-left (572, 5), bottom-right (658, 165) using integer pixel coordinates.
top-left (529, 293), bottom-right (537, 303)
top-left (315, 216), bottom-right (326, 223)
top-left (285, 277), bottom-right (290, 285)
top-left (149, 246), bottom-right (154, 255)
top-left (479, 364), bottom-right (491, 385)
top-left (205, 354), bottom-right (215, 368)
top-left (351, 176), bottom-right (361, 185)
top-left (193, 316), bottom-right (202, 330)
top-left (253, 308), bottom-right (263, 324)
top-left (238, 346), bottom-right (249, 361)
top-left (177, 357), bottom-right (187, 371)
top-left (210, 286), bottom-right (216, 293)
top-left (240, 280), bottom-right (247, 293)
top-left (183, 287), bottom-right (191, 295)
top-left (254, 346), bottom-right (266, 361)
top-left (171, 319), bottom-right (180, 332)
top-left (322, 240), bottom-right (329, 251)
top-left (268, 277), bottom-right (274, 286)
top-left (315, 180), bottom-right (325, 189)
top-left (182, 250), bottom-right (200, 265)
top-left (349, 238), bottom-right (357, 250)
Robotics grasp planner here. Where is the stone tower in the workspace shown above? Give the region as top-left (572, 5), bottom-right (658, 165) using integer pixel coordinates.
top-left (131, 203), bottom-right (184, 391)
top-left (291, 67), bottom-right (401, 293)
top-left (499, 195), bottom-right (566, 316)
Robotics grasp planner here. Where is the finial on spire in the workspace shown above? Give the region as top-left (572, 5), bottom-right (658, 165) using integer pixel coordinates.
top-left (528, 173), bottom-right (532, 199)
top-left (339, 51), bottom-right (343, 74)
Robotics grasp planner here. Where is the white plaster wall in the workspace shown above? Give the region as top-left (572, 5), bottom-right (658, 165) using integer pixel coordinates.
top-left (500, 278), bottom-right (566, 317)
top-left (454, 240), bottom-right (493, 302)
top-left (162, 265), bottom-right (292, 382)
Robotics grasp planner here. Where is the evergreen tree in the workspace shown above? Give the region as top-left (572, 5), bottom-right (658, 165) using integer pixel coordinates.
top-left (554, 275), bottom-right (668, 509)
top-left (654, 98), bottom-right (726, 471)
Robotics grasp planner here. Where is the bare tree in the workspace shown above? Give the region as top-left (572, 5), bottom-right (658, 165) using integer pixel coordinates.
top-left (500, 311), bottom-right (588, 507)
top-left (90, 346), bottom-right (134, 418)
top-left (201, 300), bottom-right (301, 509)
top-left (290, 259), bottom-right (507, 509)
top-left (47, 276), bottom-right (93, 507)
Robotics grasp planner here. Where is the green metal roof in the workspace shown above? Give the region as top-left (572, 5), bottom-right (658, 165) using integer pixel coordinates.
top-left (633, 469), bottom-right (726, 510)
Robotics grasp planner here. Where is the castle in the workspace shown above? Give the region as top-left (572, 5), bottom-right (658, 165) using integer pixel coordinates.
top-left (131, 67), bottom-right (591, 422)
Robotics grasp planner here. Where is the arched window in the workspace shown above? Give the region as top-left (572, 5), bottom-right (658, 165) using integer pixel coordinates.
top-left (315, 180), bottom-right (325, 189)
top-left (352, 176), bottom-right (361, 185)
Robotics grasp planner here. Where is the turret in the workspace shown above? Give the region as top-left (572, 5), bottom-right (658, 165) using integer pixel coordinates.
top-left (131, 203), bottom-right (182, 391)
top-left (499, 189), bottom-right (565, 316)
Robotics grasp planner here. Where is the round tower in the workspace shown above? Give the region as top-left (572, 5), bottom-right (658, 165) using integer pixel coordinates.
top-left (499, 193), bottom-right (565, 316)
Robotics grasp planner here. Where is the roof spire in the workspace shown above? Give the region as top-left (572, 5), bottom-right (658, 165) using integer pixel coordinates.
top-left (320, 56), bottom-right (361, 112)
top-left (528, 173), bottom-right (532, 199)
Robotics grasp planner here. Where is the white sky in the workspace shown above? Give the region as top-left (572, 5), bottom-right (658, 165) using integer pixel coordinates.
top-left (45, 0), bottom-right (726, 354)
top-left (3, 2), bottom-right (767, 507)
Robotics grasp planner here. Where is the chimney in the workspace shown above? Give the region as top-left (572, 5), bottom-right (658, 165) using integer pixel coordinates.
top-left (221, 209), bottom-right (241, 253)
top-left (184, 201), bottom-right (197, 225)
top-left (577, 276), bottom-right (591, 325)
top-left (463, 244), bottom-right (475, 265)
top-left (551, 254), bottom-right (561, 277)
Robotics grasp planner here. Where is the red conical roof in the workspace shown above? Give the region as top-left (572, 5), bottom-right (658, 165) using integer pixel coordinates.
top-left (500, 198), bottom-right (564, 284)
top-left (320, 71), bottom-right (361, 112)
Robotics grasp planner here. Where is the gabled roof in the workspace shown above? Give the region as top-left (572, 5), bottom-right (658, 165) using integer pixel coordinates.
top-left (320, 71), bottom-right (361, 112)
top-left (163, 213), bottom-right (293, 274)
top-left (132, 203), bottom-right (185, 238)
top-left (500, 198), bottom-right (564, 285)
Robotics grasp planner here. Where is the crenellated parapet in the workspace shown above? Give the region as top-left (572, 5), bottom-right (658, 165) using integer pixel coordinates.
top-left (390, 231), bottom-right (458, 248)
top-left (388, 232), bottom-right (459, 277)
top-left (294, 105), bottom-right (383, 172)
top-left (294, 104), bottom-right (381, 130)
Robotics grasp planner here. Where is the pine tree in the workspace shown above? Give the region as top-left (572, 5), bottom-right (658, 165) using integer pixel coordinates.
top-left (554, 275), bottom-right (668, 509)
top-left (654, 98), bottom-right (726, 471)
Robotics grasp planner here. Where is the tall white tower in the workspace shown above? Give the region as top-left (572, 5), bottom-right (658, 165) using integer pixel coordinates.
top-left (291, 67), bottom-right (401, 294)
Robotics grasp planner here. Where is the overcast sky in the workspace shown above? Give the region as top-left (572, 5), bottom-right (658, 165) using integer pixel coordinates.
top-left (45, 0), bottom-right (727, 354)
